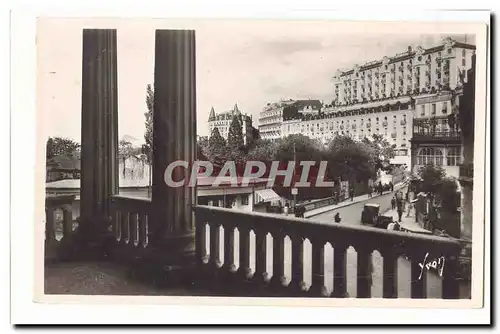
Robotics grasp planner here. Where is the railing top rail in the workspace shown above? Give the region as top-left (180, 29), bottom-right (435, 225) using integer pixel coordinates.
top-left (194, 205), bottom-right (461, 254)
top-left (46, 194), bottom-right (76, 207)
top-left (110, 195), bottom-right (152, 212)
top-left (111, 194), bottom-right (152, 203)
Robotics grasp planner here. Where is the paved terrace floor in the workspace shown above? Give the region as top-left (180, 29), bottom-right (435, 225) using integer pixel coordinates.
top-left (45, 262), bottom-right (209, 296)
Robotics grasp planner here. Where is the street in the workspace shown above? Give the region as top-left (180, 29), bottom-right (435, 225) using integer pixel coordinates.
top-left (310, 189), bottom-right (442, 298)
top-left (208, 188), bottom-right (443, 298)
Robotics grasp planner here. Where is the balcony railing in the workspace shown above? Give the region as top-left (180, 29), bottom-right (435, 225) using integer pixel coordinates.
top-left (194, 205), bottom-right (462, 298)
top-left (413, 130), bottom-right (461, 140)
top-left (45, 195), bottom-right (77, 261)
top-left (110, 195), bottom-right (152, 252)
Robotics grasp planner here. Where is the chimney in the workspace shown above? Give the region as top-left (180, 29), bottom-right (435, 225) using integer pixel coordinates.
top-left (408, 45), bottom-right (412, 53)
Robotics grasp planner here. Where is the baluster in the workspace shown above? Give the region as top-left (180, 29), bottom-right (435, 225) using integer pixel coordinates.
top-left (195, 217), bottom-right (207, 268)
top-left (309, 238), bottom-right (327, 297)
top-left (45, 207), bottom-right (56, 245)
top-left (357, 248), bottom-right (372, 298)
top-left (270, 231), bottom-right (286, 291)
top-left (208, 221), bottom-right (221, 271)
top-left (289, 234), bottom-right (306, 295)
top-left (411, 256), bottom-right (427, 299)
top-left (115, 211), bottom-right (122, 241)
top-left (61, 204), bottom-right (73, 239)
top-left (222, 224), bottom-right (237, 284)
top-left (236, 226), bottom-right (252, 281)
top-left (331, 244), bottom-right (348, 298)
top-left (442, 255), bottom-right (460, 299)
top-left (130, 213), bottom-right (139, 246)
top-left (382, 252), bottom-right (398, 298)
top-left (253, 230), bottom-right (269, 286)
top-left (121, 211), bottom-right (130, 244)
top-left (138, 213), bottom-right (147, 247)
top-left (111, 200), bottom-right (119, 240)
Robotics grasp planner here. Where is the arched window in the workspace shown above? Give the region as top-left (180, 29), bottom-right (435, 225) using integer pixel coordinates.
top-left (446, 147), bottom-right (462, 166)
top-left (417, 147), bottom-right (443, 166)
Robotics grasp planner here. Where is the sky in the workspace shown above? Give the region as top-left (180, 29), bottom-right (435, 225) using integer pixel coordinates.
top-left (37, 18), bottom-right (475, 144)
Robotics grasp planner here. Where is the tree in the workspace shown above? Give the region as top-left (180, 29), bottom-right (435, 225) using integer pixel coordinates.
top-left (247, 139), bottom-right (278, 161)
top-left (361, 134), bottom-right (396, 171)
top-left (275, 134), bottom-right (323, 162)
top-left (46, 137), bottom-right (80, 159)
top-left (207, 127), bottom-right (227, 164)
top-left (418, 165), bottom-right (446, 195)
top-left (326, 136), bottom-right (375, 183)
top-left (226, 115), bottom-right (245, 161)
top-left (435, 177), bottom-right (460, 211)
top-left (141, 84), bottom-right (154, 164)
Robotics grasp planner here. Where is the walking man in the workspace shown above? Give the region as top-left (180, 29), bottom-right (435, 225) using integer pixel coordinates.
top-left (391, 196), bottom-right (396, 210)
top-left (396, 193), bottom-right (404, 223)
top-left (349, 186), bottom-right (354, 201)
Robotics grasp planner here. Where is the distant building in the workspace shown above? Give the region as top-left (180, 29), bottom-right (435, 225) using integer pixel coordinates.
top-left (259, 99), bottom-right (322, 142)
top-left (409, 38), bottom-right (475, 179)
top-left (258, 99), bottom-right (295, 141)
top-left (196, 177), bottom-right (281, 213)
top-left (208, 104), bottom-right (254, 145)
top-left (46, 154), bottom-right (81, 182)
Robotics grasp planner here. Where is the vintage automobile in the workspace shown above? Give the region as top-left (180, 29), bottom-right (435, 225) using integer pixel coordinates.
top-left (361, 203), bottom-right (393, 229)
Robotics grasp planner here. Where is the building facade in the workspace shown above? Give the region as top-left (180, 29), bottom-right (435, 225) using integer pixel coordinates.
top-left (328, 37), bottom-right (474, 167)
top-left (208, 104), bottom-right (254, 144)
top-left (283, 96), bottom-right (413, 165)
top-left (258, 99), bottom-right (296, 141)
top-left (408, 38), bottom-right (475, 179)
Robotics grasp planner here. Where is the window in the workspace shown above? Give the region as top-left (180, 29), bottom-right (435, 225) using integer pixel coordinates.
top-left (417, 148), bottom-right (444, 166)
top-left (432, 104), bottom-right (436, 115)
top-left (462, 58), bottom-right (466, 66)
top-left (447, 147), bottom-right (461, 166)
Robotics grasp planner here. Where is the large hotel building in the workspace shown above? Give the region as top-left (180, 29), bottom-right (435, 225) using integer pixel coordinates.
top-left (258, 37), bottom-right (476, 169)
top-left (208, 104), bottom-right (254, 145)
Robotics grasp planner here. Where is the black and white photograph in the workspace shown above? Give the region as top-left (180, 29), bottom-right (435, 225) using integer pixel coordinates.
top-left (8, 11), bottom-right (490, 325)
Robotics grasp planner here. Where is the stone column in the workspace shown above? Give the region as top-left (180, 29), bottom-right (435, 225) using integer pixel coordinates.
top-left (79, 29), bottom-right (119, 247)
top-left (149, 30), bottom-right (196, 272)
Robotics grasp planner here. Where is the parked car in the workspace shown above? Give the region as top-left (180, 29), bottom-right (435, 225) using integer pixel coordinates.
top-left (361, 203), bottom-right (393, 229)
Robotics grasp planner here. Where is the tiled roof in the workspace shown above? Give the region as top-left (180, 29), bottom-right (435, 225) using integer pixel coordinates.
top-left (47, 155), bottom-right (81, 170)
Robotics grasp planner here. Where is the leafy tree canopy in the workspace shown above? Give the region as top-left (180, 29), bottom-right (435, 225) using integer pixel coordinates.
top-left (46, 137), bottom-right (80, 160)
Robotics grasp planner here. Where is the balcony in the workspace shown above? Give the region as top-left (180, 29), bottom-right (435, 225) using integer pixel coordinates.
top-left (43, 28), bottom-right (465, 300)
top-left (412, 130), bottom-right (461, 142)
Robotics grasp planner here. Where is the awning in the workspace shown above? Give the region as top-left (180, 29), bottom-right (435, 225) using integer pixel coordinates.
top-left (255, 189), bottom-right (281, 202)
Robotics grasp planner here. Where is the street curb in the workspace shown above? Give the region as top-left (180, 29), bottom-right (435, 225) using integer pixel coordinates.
top-left (305, 184), bottom-right (408, 218)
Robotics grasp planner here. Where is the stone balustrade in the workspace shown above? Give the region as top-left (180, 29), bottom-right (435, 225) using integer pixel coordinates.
top-left (45, 195), bottom-right (76, 262)
top-left (194, 205), bottom-right (462, 298)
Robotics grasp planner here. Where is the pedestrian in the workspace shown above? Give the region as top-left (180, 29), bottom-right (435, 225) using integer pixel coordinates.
top-left (334, 212), bottom-right (341, 223)
top-left (389, 181), bottom-right (394, 192)
top-left (283, 203), bottom-right (289, 216)
top-left (367, 185), bottom-right (372, 198)
top-left (396, 194), bottom-right (404, 223)
top-left (379, 182), bottom-right (383, 195)
top-left (349, 187), bottom-right (354, 201)
top-left (391, 196), bottom-right (396, 210)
